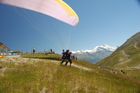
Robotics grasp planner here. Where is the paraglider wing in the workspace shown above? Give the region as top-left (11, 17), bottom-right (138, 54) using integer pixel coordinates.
top-left (0, 0), bottom-right (79, 26)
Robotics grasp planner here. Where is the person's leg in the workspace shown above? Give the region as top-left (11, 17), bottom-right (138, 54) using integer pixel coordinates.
top-left (66, 59), bottom-right (72, 66)
top-left (61, 59), bottom-right (65, 65)
top-left (69, 59), bottom-right (72, 67)
top-left (65, 59), bottom-right (68, 66)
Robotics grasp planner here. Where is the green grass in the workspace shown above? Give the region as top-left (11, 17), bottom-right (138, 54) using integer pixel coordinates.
top-left (0, 59), bottom-right (140, 93)
top-left (97, 51), bottom-right (124, 67)
top-left (22, 53), bottom-right (61, 60)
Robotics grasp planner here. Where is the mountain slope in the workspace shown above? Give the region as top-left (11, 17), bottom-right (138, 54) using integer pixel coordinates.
top-left (73, 45), bottom-right (116, 63)
top-left (97, 32), bottom-right (140, 69)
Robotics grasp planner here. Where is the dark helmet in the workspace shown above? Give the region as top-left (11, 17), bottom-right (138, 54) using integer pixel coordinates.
top-left (66, 50), bottom-right (69, 53)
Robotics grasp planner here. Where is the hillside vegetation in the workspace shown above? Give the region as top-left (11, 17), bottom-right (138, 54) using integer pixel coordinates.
top-left (98, 32), bottom-right (140, 69)
top-left (97, 32), bottom-right (140, 82)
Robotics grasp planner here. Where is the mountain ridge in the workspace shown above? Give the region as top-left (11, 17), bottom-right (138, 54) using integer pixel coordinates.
top-left (73, 44), bottom-right (117, 63)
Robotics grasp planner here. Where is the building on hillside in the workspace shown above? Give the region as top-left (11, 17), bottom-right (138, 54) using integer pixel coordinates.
top-left (0, 42), bottom-right (11, 55)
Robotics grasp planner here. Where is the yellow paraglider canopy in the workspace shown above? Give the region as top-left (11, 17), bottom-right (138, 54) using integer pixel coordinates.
top-left (0, 0), bottom-right (79, 26)
top-left (56, 0), bottom-right (78, 16)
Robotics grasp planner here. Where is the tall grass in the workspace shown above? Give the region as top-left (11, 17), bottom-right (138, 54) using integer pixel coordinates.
top-left (0, 59), bottom-right (140, 93)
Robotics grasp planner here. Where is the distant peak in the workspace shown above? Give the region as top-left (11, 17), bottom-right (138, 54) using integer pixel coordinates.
top-left (94, 44), bottom-right (117, 51)
top-left (72, 44), bottom-right (117, 54)
top-left (95, 44), bottom-right (113, 49)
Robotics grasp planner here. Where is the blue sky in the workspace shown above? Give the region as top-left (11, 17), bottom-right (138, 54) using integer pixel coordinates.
top-left (0, 0), bottom-right (140, 53)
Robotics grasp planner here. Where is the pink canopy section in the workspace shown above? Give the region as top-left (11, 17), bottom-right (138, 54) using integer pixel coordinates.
top-left (0, 0), bottom-right (79, 26)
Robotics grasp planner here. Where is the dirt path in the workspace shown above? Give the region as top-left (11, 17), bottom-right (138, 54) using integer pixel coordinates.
top-left (117, 50), bottom-right (130, 66)
top-left (72, 64), bottom-right (92, 71)
top-left (50, 60), bottom-right (92, 71)
top-left (134, 42), bottom-right (139, 49)
top-left (1, 57), bottom-right (92, 71)
top-left (122, 50), bottom-right (129, 58)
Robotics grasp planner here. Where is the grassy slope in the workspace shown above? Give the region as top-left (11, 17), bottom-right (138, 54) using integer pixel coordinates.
top-left (98, 44), bottom-right (140, 68)
top-left (0, 54), bottom-right (140, 93)
top-left (97, 32), bottom-right (140, 68)
top-left (97, 38), bottom-right (140, 81)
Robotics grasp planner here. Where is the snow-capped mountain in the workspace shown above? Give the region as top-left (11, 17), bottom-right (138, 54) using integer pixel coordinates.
top-left (72, 45), bottom-right (117, 63)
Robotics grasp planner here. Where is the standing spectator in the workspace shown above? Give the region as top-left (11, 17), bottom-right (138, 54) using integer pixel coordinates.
top-left (33, 48), bottom-right (36, 54)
